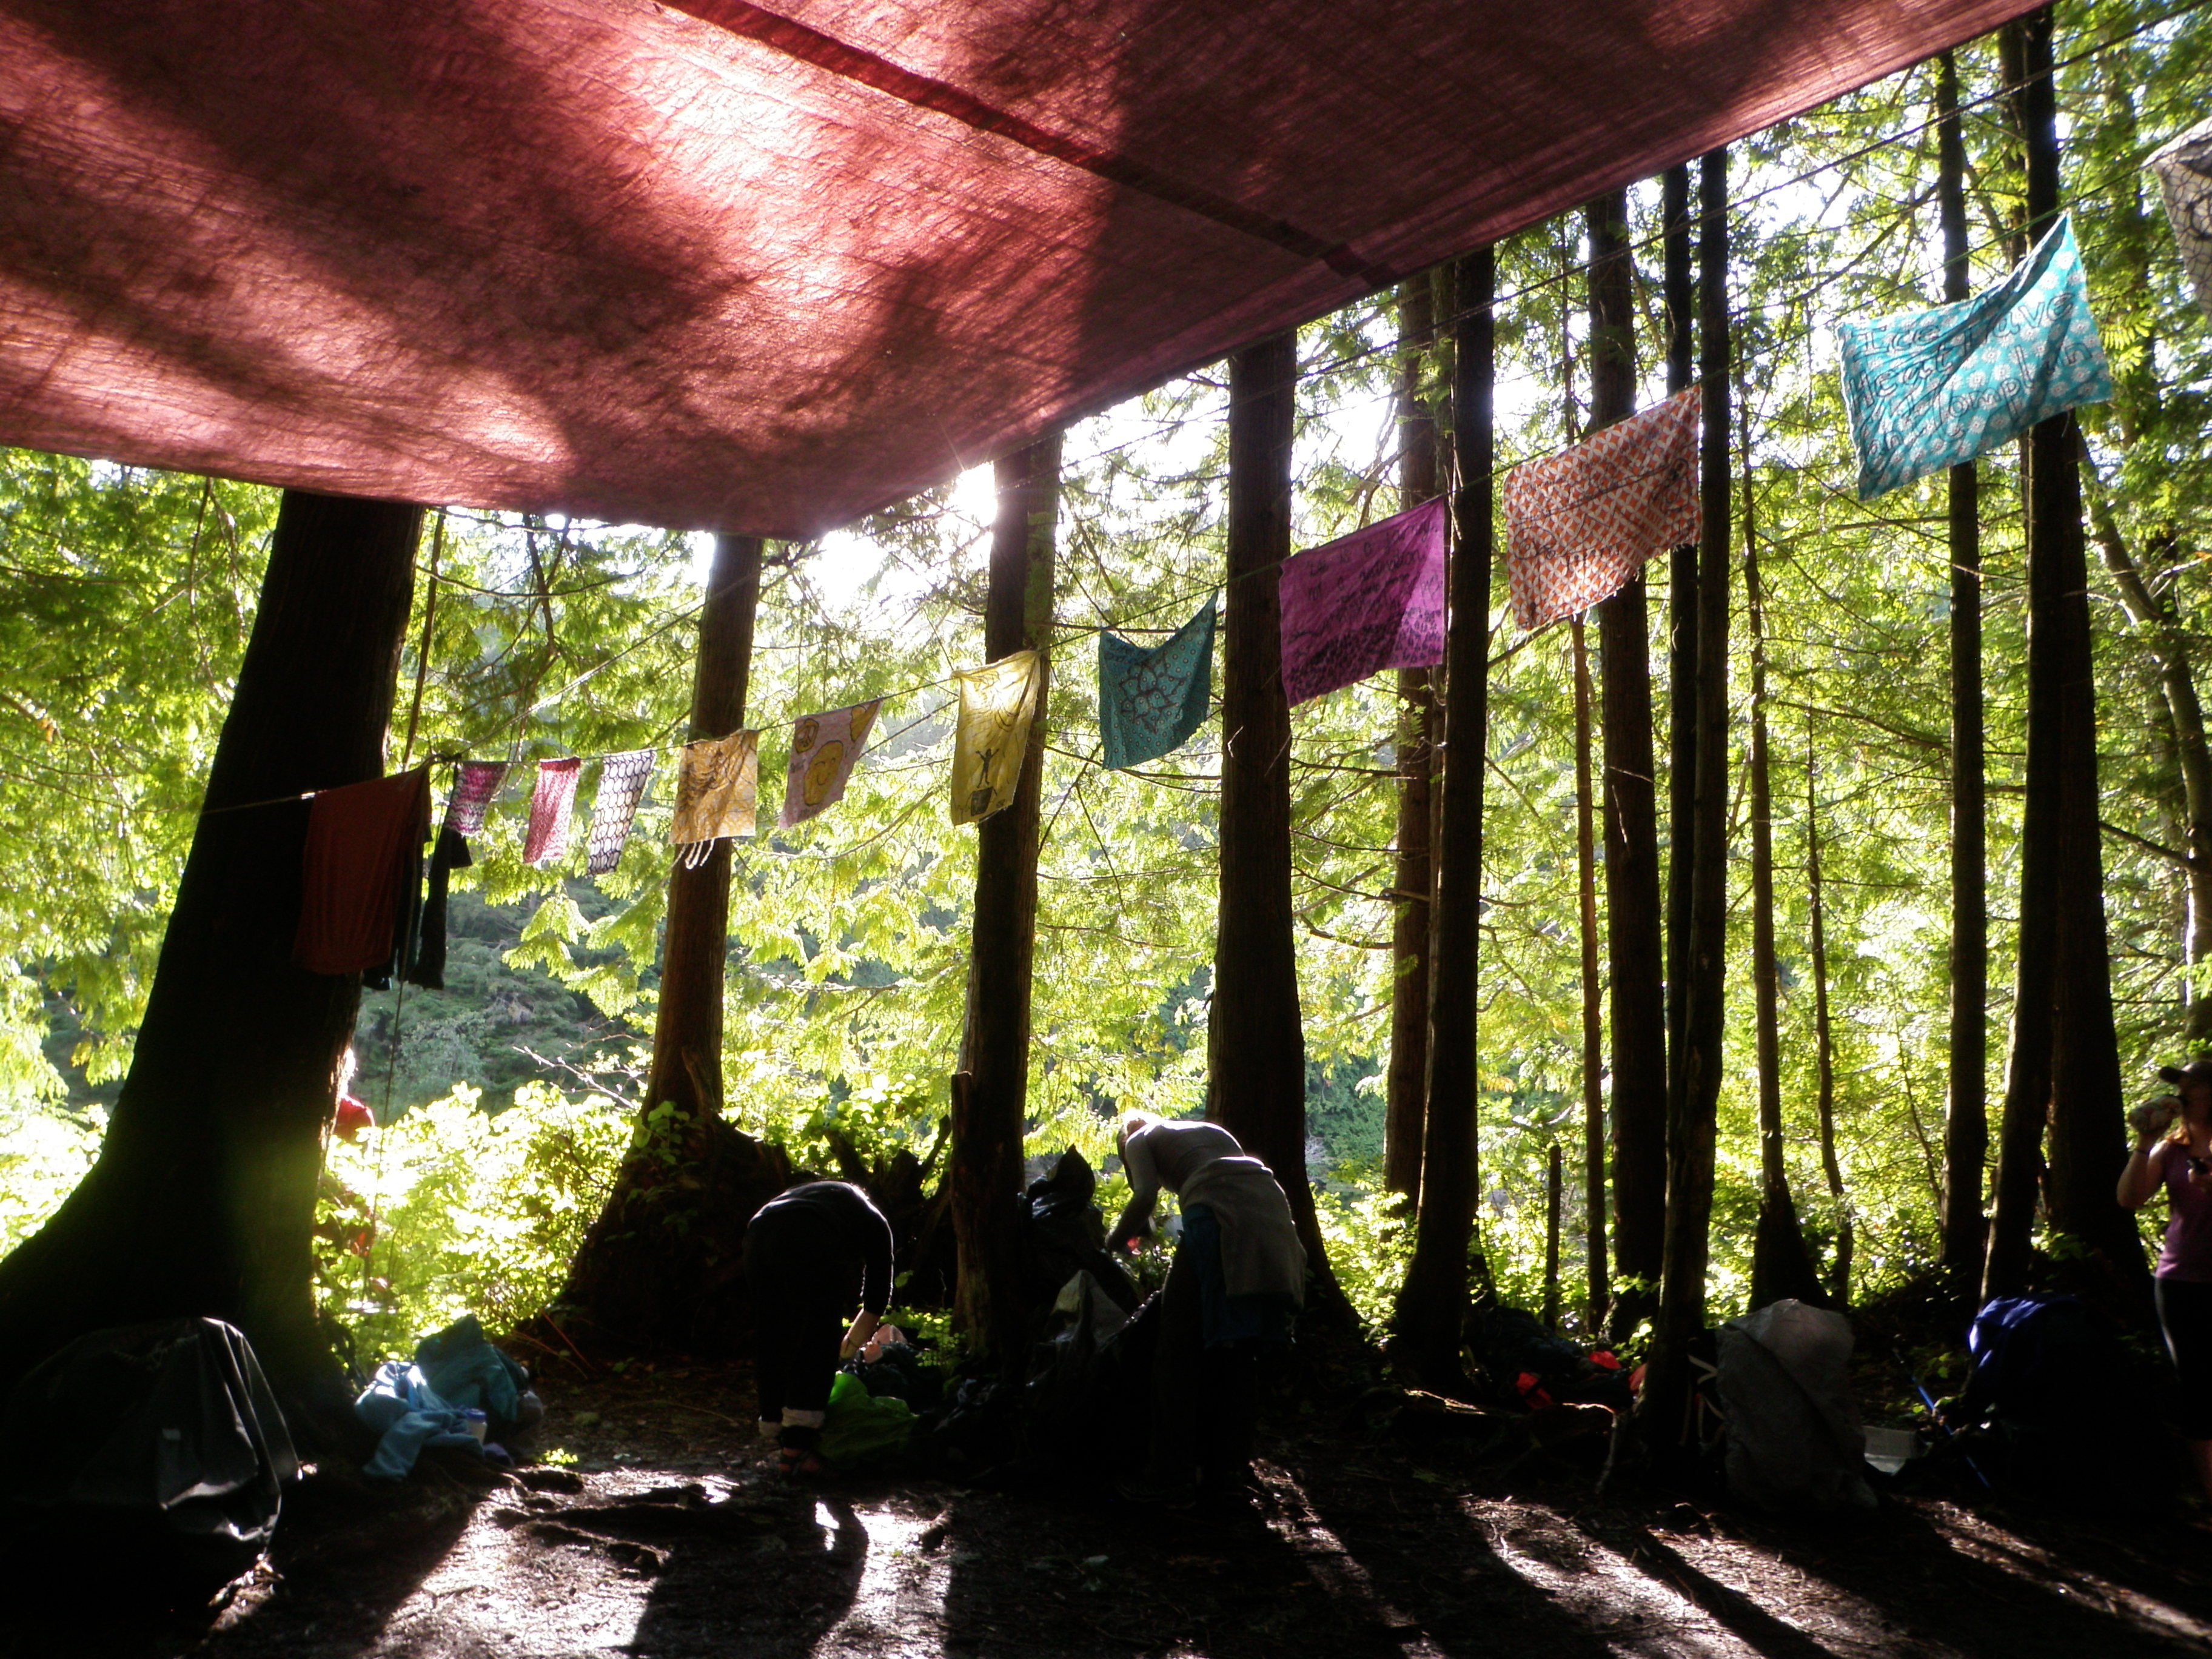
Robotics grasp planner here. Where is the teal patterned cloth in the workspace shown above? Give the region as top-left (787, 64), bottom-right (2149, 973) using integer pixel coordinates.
top-left (1838, 213), bottom-right (2109, 501)
top-left (1098, 595), bottom-right (1215, 770)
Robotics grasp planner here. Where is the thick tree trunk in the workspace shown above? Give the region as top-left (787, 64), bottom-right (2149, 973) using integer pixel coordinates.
top-left (1646, 147), bottom-right (1732, 1455)
top-left (1936, 48), bottom-right (1991, 1299)
top-left (1386, 276), bottom-right (1441, 1209)
top-left (1212, 331), bottom-right (1335, 1287)
top-left (1744, 410), bottom-right (1824, 1312)
top-left (1587, 188), bottom-right (1665, 1344)
top-left (1986, 8), bottom-right (2147, 1303)
top-left (951, 435), bottom-right (1061, 1364)
top-left (0, 491), bottom-right (420, 1438)
top-left (1394, 248), bottom-right (1494, 1388)
top-left (1574, 617), bottom-right (1609, 1332)
top-left (557, 534), bottom-right (790, 1354)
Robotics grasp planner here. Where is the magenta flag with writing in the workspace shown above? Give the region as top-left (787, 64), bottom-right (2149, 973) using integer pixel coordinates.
top-left (1278, 498), bottom-right (1448, 705)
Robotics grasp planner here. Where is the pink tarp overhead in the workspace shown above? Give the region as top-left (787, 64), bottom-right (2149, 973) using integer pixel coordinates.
top-left (0, 0), bottom-right (2034, 536)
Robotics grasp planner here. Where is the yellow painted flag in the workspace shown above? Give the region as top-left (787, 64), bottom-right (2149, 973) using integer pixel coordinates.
top-left (671, 729), bottom-right (758, 863)
top-left (952, 649), bottom-right (1043, 826)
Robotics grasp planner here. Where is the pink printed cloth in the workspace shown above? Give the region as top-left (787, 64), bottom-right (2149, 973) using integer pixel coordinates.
top-left (443, 760), bottom-right (508, 837)
top-left (1278, 497), bottom-right (1447, 706)
top-left (524, 757), bottom-right (582, 866)
top-left (1503, 387), bottom-right (1701, 631)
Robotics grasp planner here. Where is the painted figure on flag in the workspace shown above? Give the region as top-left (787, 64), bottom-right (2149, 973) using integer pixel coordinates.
top-left (953, 651), bottom-right (1043, 826)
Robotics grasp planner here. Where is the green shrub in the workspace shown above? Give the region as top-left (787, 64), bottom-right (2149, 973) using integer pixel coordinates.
top-left (317, 1082), bottom-right (633, 1363)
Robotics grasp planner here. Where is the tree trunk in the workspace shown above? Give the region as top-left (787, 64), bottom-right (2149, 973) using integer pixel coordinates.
top-left (1986, 7), bottom-right (2148, 1303)
top-left (1646, 147), bottom-right (1732, 1455)
top-left (1212, 331), bottom-right (1335, 1287)
top-left (1574, 616), bottom-right (1608, 1332)
top-left (647, 534), bottom-right (763, 1124)
top-left (1661, 155), bottom-right (1698, 1145)
top-left (557, 534), bottom-right (791, 1355)
top-left (1587, 187), bottom-right (1665, 1344)
top-left (1385, 276), bottom-right (1441, 1209)
top-left (1936, 47), bottom-right (1992, 1299)
top-left (2083, 462), bottom-right (2212, 1039)
top-left (1744, 401), bottom-right (1824, 1311)
top-left (1394, 247), bottom-right (1495, 1389)
top-left (951, 435), bottom-right (1062, 1364)
top-left (0, 491), bottom-right (420, 1438)
top-left (1807, 744), bottom-right (1852, 1304)
top-left (1543, 1142), bottom-right (1563, 1332)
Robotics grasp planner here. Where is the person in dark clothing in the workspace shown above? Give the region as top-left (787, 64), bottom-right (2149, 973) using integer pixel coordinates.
top-left (745, 1181), bottom-right (894, 1475)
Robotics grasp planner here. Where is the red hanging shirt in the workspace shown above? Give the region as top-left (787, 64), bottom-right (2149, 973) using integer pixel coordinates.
top-left (293, 769), bottom-right (431, 975)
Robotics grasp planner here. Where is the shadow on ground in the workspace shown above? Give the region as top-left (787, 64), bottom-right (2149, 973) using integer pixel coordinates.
top-left (19, 1358), bottom-right (2212, 1658)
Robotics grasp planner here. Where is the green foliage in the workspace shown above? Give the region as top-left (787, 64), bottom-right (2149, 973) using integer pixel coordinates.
top-left (0, 1097), bottom-right (101, 1257)
top-left (1313, 1186), bottom-right (1415, 1330)
top-left (317, 1083), bottom-right (632, 1361)
top-left (3, 1), bottom-right (2210, 1354)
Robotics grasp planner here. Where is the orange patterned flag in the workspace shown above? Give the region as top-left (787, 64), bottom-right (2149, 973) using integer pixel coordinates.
top-left (1503, 387), bottom-right (1701, 632)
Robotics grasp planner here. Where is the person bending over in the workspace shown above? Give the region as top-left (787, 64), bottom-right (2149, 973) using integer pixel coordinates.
top-left (745, 1179), bottom-right (893, 1476)
top-left (1107, 1111), bottom-right (1306, 1504)
top-left (2119, 1059), bottom-right (2212, 1499)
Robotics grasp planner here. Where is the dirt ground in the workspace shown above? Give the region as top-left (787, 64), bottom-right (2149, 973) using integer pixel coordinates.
top-left (13, 1355), bottom-right (2212, 1659)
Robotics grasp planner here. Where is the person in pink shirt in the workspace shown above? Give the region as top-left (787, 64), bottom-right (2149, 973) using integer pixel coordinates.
top-left (2118, 1058), bottom-right (2212, 1498)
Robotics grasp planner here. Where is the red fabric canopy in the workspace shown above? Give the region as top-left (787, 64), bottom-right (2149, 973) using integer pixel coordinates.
top-left (0, 0), bottom-right (2033, 535)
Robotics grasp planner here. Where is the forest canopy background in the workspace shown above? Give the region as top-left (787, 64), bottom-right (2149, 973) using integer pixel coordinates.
top-left (0, 0), bottom-right (2205, 1349)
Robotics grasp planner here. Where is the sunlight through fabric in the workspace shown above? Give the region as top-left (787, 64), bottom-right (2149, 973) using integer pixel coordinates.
top-left (0, 0), bottom-right (2040, 534)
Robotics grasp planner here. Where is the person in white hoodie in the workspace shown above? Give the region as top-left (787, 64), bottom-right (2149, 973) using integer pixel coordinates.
top-left (1107, 1111), bottom-right (1306, 1503)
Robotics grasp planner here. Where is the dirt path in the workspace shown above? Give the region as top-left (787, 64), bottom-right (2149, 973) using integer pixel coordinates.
top-left (17, 1361), bottom-right (2212, 1658)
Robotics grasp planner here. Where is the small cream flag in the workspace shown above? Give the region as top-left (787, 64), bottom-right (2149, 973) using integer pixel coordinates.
top-left (671, 729), bottom-right (758, 864)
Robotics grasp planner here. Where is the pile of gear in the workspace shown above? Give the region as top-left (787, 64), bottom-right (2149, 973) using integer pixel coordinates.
top-left (354, 1314), bottom-right (543, 1481)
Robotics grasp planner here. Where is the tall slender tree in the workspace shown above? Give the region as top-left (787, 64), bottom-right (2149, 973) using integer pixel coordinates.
top-left (1395, 247), bottom-right (1495, 1388)
top-left (1213, 332), bottom-right (1335, 1285)
top-left (1647, 146), bottom-right (1732, 1452)
top-left (645, 533), bottom-right (763, 1125)
top-left (1936, 47), bottom-right (1991, 1297)
top-left (1587, 187), bottom-right (1665, 1342)
top-left (0, 491), bottom-right (421, 1433)
top-left (1744, 394), bottom-right (1824, 1310)
top-left (1808, 742), bottom-right (1852, 1304)
top-left (951, 436), bottom-right (1062, 1363)
top-left (1573, 615), bottom-right (1608, 1332)
top-left (2074, 42), bottom-right (2212, 1043)
top-left (1986, 7), bottom-right (2146, 1302)
top-left (1386, 278), bottom-right (1441, 1208)
top-left (558, 532), bottom-right (786, 1352)
top-left (1663, 159), bottom-right (1700, 1078)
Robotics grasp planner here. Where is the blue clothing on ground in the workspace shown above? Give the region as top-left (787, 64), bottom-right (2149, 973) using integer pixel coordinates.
top-left (355, 1360), bottom-right (481, 1482)
top-left (415, 1315), bottom-right (529, 1421)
